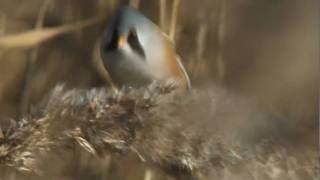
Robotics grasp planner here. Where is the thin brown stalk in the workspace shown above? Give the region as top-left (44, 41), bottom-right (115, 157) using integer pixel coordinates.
top-left (0, 13), bottom-right (6, 36)
top-left (144, 168), bottom-right (153, 180)
top-left (196, 27), bottom-right (207, 60)
top-left (159, 0), bottom-right (167, 31)
top-left (35, 0), bottom-right (51, 29)
top-left (0, 14), bottom-right (6, 57)
top-left (0, 49), bottom-right (6, 57)
top-left (216, 0), bottom-right (226, 83)
top-left (169, 0), bottom-right (180, 41)
top-left (130, 0), bottom-right (141, 9)
top-left (19, 0), bottom-right (52, 116)
top-left (0, 15), bottom-right (103, 49)
top-left (108, 0), bottom-right (118, 9)
top-left (193, 23), bottom-right (208, 79)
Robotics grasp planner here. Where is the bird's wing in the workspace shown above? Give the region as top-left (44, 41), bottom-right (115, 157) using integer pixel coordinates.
top-left (175, 55), bottom-right (192, 90)
top-left (155, 27), bottom-right (191, 90)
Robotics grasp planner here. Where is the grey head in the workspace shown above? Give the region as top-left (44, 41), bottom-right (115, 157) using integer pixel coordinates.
top-left (100, 6), bottom-right (161, 87)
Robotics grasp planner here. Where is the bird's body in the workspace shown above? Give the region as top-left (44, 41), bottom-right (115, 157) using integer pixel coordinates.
top-left (100, 6), bottom-right (191, 90)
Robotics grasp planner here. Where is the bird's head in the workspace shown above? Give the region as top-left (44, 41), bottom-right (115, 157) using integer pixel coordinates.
top-left (99, 6), bottom-right (191, 90)
top-left (101, 6), bottom-right (149, 60)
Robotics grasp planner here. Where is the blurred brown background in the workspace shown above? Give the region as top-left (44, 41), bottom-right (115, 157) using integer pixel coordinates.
top-left (0, 0), bottom-right (318, 179)
top-left (0, 0), bottom-right (318, 150)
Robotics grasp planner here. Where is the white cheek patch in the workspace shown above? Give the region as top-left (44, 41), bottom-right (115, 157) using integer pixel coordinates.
top-left (140, 36), bottom-right (169, 79)
top-left (119, 47), bottom-right (153, 78)
top-left (128, 22), bottom-right (174, 80)
top-left (135, 23), bottom-right (164, 62)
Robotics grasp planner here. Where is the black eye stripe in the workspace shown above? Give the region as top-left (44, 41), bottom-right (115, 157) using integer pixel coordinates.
top-left (104, 29), bottom-right (119, 51)
top-left (127, 28), bottom-right (146, 59)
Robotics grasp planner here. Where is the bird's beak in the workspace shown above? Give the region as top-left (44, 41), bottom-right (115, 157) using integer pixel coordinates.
top-left (118, 35), bottom-right (126, 48)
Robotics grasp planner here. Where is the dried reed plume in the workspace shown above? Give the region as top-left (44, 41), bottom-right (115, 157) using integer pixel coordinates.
top-left (0, 85), bottom-right (318, 180)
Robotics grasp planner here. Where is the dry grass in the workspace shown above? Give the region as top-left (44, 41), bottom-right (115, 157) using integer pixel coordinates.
top-left (0, 15), bottom-right (103, 49)
top-left (0, 85), bottom-right (318, 180)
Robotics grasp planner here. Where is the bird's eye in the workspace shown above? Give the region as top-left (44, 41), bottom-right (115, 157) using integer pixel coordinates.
top-left (127, 28), bottom-right (146, 59)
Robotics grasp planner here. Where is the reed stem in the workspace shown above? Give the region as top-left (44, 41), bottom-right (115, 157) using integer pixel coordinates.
top-left (169, 0), bottom-right (180, 41)
top-left (159, 0), bottom-right (167, 31)
top-left (130, 0), bottom-right (141, 9)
